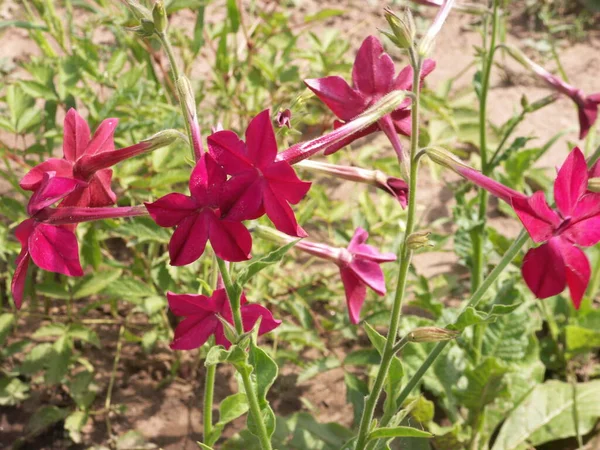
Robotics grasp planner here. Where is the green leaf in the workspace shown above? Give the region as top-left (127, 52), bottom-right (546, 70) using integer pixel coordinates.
top-left (33, 323), bottom-right (67, 339)
top-left (482, 304), bottom-right (534, 362)
top-left (343, 348), bottom-right (380, 366)
top-left (247, 344), bottom-right (278, 438)
top-left (297, 356), bottom-right (340, 383)
top-left (26, 406), bottom-right (69, 435)
top-left (45, 335), bottom-right (72, 385)
top-left (345, 372), bottom-right (368, 427)
top-left (454, 357), bottom-right (509, 411)
top-left (19, 343), bottom-right (53, 374)
top-left (192, 6), bottom-right (206, 53)
top-left (304, 9), bottom-right (345, 23)
top-left (103, 277), bottom-right (156, 299)
top-left (0, 20), bottom-right (49, 31)
top-left (205, 345), bottom-right (248, 367)
top-left (106, 51), bottom-right (127, 77)
top-left (237, 240), bottom-right (299, 286)
top-left (64, 411), bottom-right (88, 444)
top-left (565, 325), bottom-right (600, 354)
top-left (226, 0), bottom-right (240, 32)
top-left (368, 426), bottom-right (433, 441)
top-left (114, 217), bottom-right (170, 244)
top-left (68, 324), bottom-right (101, 347)
top-left (36, 281), bottom-right (71, 299)
top-left (492, 380), bottom-right (600, 450)
top-left (0, 377), bottom-right (30, 406)
top-left (451, 303), bottom-right (521, 332)
top-left (217, 393), bottom-right (249, 426)
top-left (72, 270), bottom-right (123, 299)
top-left (18, 80), bottom-right (57, 100)
top-left (0, 313), bottom-right (15, 347)
top-left (81, 226), bottom-right (102, 270)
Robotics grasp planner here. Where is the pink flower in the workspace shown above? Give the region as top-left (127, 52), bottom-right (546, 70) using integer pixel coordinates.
top-left (295, 228), bottom-right (396, 323)
top-left (276, 109), bottom-right (292, 128)
top-left (208, 110), bottom-right (311, 237)
top-left (427, 147), bottom-right (600, 308)
top-left (145, 153), bottom-right (253, 265)
top-left (20, 109), bottom-right (119, 208)
top-left (304, 36), bottom-right (435, 161)
top-left (512, 148), bottom-right (600, 308)
top-left (167, 288), bottom-right (281, 350)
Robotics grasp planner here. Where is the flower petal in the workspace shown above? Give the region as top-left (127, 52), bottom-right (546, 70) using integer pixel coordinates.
top-left (521, 239), bottom-right (566, 300)
top-left (512, 191), bottom-right (561, 243)
top-left (563, 193), bottom-right (600, 246)
top-left (323, 122), bottom-right (378, 156)
top-left (12, 251), bottom-right (31, 309)
top-left (63, 109), bottom-right (91, 162)
top-left (262, 161), bottom-right (311, 204)
top-left (145, 193), bottom-right (197, 227)
top-left (340, 267), bottom-right (367, 324)
top-left (240, 303), bottom-right (282, 335)
top-left (170, 316), bottom-right (218, 350)
top-left (349, 259), bottom-right (387, 295)
top-left (84, 118), bottom-right (118, 156)
top-left (262, 184), bottom-right (307, 238)
top-left (189, 153), bottom-right (227, 204)
top-left (27, 173), bottom-right (84, 216)
top-left (207, 130), bottom-right (253, 174)
top-left (29, 224), bottom-right (83, 276)
top-left (352, 36), bottom-right (395, 96)
top-left (304, 77), bottom-right (367, 121)
top-left (245, 110), bottom-right (278, 168)
top-left (577, 95), bottom-right (600, 140)
top-left (391, 110), bottom-right (412, 136)
top-left (347, 228), bottom-right (396, 263)
top-left (555, 238), bottom-right (591, 309)
top-left (554, 147), bottom-right (588, 218)
top-left (86, 169), bottom-right (116, 207)
top-left (167, 292), bottom-right (220, 316)
top-left (207, 215), bottom-right (252, 262)
top-left (20, 159), bottom-right (74, 191)
top-left (221, 173), bottom-right (265, 221)
top-left (169, 212), bottom-right (209, 266)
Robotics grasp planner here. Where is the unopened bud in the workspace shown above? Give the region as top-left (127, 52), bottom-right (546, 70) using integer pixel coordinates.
top-left (276, 109), bottom-right (292, 128)
top-left (407, 327), bottom-right (458, 343)
top-left (121, 0), bottom-right (152, 20)
top-left (425, 146), bottom-right (467, 173)
top-left (142, 129), bottom-right (185, 150)
top-left (152, 1), bottom-right (168, 33)
top-left (406, 231), bottom-right (433, 250)
top-left (384, 7), bottom-right (415, 50)
top-left (216, 315), bottom-right (239, 345)
top-left (589, 178), bottom-right (600, 193)
top-left (177, 76), bottom-right (197, 123)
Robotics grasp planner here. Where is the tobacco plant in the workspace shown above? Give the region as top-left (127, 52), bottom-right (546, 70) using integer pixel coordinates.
top-left (1, 0), bottom-right (600, 449)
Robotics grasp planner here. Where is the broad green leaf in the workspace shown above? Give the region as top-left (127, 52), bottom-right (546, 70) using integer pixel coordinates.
top-left (64, 411), bottom-right (88, 444)
top-left (18, 80), bottom-right (57, 100)
top-left (192, 5), bottom-right (206, 53)
top-left (492, 380), bottom-right (600, 450)
top-left (81, 226), bottom-right (102, 270)
top-left (343, 348), bottom-right (380, 366)
top-left (292, 413), bottom-right (354, 447)
top-left (106, 51), bottom-right (127, 77)
top-left (33, 323), bottom-right (67, 339)
top-left (304, 9), bottom-right (345, 23)
top-left (247, 344), bottom-right (278, 437)
top-left (217, 393), bottom-right (249, 426)
top-left (68, 324), bottom-right (101, 347)
top-left (104, 277), bottom-right (156, 299)
top-left (26, 406), bottom-right (69, 435)
top-left (19, 343), bottom-right (53, 374)
top-left (68, 371), bottom-right (96, 409)
top-left (115, 217), bottom-right (170, 244)
top-left (345, 372), bottom-right (368, 427)
top-left (45, 335), bottom-right (72, 385)
top-left (368, 426), bottom-right (433, 441)
top-left (451, 303), bottom-right (521, 332)
top-left (297, 356), bottom-right (340, 383)
top-left (72, 270), bottom-right (123, 299)
top-left (205, 345), bottom-right (248, 368)
top-left (482, 304), bottom-right (533, 362)
top-left (0, 313), bottom-right (15, 346)
top-left (565, 325), bottom-right (600, 354)
top-left (226, 0), bottom-right (240, 32)
top-left (236, 240), bottom-right (299, 286)
top-left (36, 281), bottom-right (71, 299)
top-left (454, 357), bottom-right (509, 411)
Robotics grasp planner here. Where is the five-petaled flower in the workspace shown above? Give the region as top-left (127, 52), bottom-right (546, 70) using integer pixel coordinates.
top-left (145, 153), bottom-right (253, 265)
top-left (208, 110), bottom-right (311, 237)
top-left (20, 109), bottom-right (119, 208)
top-left (167, 288), bottom-right (281, 350)
top-left (304, 36), bottom-right (435, 161)
top-left (294, 227), bottom-right (396, 324)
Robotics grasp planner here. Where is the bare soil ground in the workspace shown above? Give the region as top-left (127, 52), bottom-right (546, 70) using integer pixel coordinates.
top-left (1, 0), bottom-right (599, 449)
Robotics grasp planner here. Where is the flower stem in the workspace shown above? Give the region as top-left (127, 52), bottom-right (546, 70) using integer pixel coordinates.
top-left (472, 0), bottom-right (499, 364)
top-left (216, 258), bottom-right (243, 334)
top-left (157, 31), bottom-right (196, 161)
top-left (203, 363), bottom-right (216, 444)
top-left (353, 54), bottom-right (422, 450)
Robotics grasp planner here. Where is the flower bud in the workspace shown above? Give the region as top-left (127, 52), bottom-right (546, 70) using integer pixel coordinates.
top-left (276, 109), bottom-right (292, 128)
top-left (407, 326), bottom-right (458, 343)
top-left (418, 0), bottom-right (455, 57)
top-left (142, 129), bottom-right (185, 150)
top-left (425, 146), bottom-right (468, 173)
top-left (152, 1), bottom-right (168, 33)
top-left (177, 75), bottom-right (203, 159)
top-left (384, 7), bottom-right (415, 50)
top-left (215, 314), bottom-right (239, 345)
top-left (406, 231), bottom-right (433, 250)
top-left (589, 178), bottom-right (600, 193)
top-left (121, 0), bottom-right (152, 20)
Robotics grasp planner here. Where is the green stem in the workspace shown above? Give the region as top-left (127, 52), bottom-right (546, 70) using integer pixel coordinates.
top-left (472, 0), bottom-right (500, 364)
top-left (353, 54), bottom-right (422, 450)
top-left (379, 230), bottom-right (529, 427)
top-left (216, 258), bottom-right (243, 333)
top-left (239, 368), bottom-right (273, 450)
top-left (105, 325), bottom-right (125, 441)
top-left (156, 31), bottom-right (195, 160)
top-left (203, 363), bottom-right (216, 444)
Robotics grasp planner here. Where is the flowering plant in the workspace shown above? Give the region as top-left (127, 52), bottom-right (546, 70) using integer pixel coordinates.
top-left (2, 1), bottom-right (600, 449)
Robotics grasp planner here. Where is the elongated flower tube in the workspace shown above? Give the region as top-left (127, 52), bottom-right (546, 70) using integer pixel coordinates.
top-left (408, 0), bottom-right (487, 14)
top-left (255, 225), bottom-right (396, 323)
top-left (278, 89), bottom-right (409, 165)
top-left (503, 45), bottom-right (600, 140)
top-left (177, 75), bottom-right (204, 159)
top-left (426, 146), bottom-right (600, 308)
top-left (295, 160), bottom-right (408, 207)
top-left (418, 0), bottom-right (456, 56)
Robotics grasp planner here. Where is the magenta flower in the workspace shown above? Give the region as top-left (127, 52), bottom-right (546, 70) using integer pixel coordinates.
top-left (20, 109), bottom-right (118, 208)
top-left (512, 148), bottom-right (600, 308)
top-left (276, 109), bottom-right (292, 128)
top-left (207, 110), bottom-right (311, 237)
top-left (145, 153), bottom-right (253, 265)
top-left (427, 147), bottom-right (600, 308)
top-left (294, 227), bottom-right (396, 323)
top-left (304, 36), bottom-right (435, 161)
top-left (167, 288), bottom-right (281, 350)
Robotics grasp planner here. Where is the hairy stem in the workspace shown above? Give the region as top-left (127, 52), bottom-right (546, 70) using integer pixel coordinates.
top-left (354, 54), bottom-right (422, 450)
top-left (203, 363), bottom-right (216, 444)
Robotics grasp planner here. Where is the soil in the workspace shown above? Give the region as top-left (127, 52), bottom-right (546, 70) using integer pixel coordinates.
top-left (1, 0), bottom-right (599, 449)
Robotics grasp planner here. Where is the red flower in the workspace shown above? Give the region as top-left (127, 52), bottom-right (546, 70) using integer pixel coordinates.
top-left (20, 109), bottom-right (118, 207)
top-left (295, 228), bottom-right (396, 323)
top-left (304, 36), bottom-right (435, 160)
top-left (145, 153), bottom-right (252, 265)
top-left (208, 110), bottom-right (311, 237)
top-left (512, 148), bottom-right (600, 308)
top-left (167, 288), bottom-right (281, 350)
